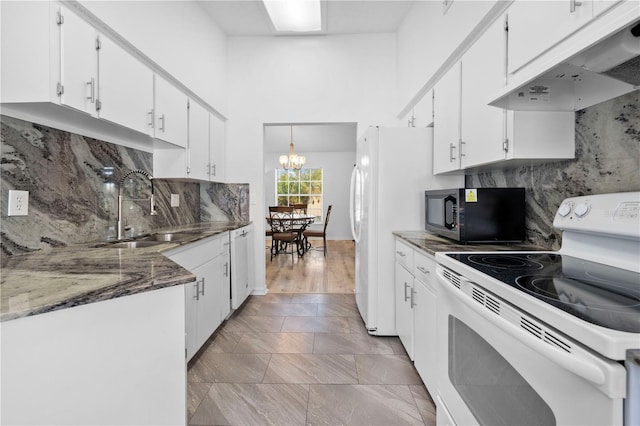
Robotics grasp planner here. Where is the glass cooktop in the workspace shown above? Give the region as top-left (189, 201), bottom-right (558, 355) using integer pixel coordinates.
top-left (447, 253), bottom-right (640, 333)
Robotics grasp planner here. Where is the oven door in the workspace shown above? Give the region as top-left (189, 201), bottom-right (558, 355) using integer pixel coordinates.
top-left (435, 266), bottom-right (626, 426)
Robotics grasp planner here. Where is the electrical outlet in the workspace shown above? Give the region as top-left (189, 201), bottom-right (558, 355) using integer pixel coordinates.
top-left (170, 193), bottom-right (180, 207)
top-left (8, 190), bottom-right (29, 216)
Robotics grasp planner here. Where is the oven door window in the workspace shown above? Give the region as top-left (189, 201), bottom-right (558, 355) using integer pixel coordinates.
top-left (449, 316), bottom-right (555, 426)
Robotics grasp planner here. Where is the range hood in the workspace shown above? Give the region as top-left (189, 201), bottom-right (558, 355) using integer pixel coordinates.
top-left (490, 15), bottom-right (640, 111)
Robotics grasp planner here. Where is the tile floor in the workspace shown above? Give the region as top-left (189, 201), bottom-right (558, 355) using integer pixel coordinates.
top-left (187, 293), bottom-right (437, 425)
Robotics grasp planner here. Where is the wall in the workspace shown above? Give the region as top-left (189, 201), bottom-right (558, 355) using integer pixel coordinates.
top-left (466, 91), bottom-right (640, 250)
top-left (226, 33), bottom-right (397, 291)
top-left (0, 116), bottom-right (248, 262)
top-left (264, 151), bottom-right (356, 240)
top-left (79, 0), bottom-right (228, 115)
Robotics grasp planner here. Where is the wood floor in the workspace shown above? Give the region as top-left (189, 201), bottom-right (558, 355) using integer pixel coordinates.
top-left (265, 240), bottom-right (355, 293)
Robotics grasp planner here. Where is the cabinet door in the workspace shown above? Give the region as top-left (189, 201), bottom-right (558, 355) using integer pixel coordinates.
top-left (231, 229), bottom-right (250, 309)
top-left (460, 16), bottom-right (508, 168)
top-left (209, 114), bottom-right (226, 182)
top-left (507, 0), bottom-right (593, 74)
top-left (433, 62), bottom-right (462, 174)
top-left (194, 259), bottom-right (222, 349)
top-left (154, 75), bottom-right (188, 147)
top-left (185, 280), bottom-right (199, 361)
top-left (414, 279), bottom-right (437, 395)
top-left (395, 264), bottom-right (414, 360)
top-left (59, 6), bottom-right (97, 116)
top-left (219, 249), bottom-right (231, 322)
top-left (97, 35), bottom-right (153, 135)
top-left (187, 101), bottom-right (210, 181)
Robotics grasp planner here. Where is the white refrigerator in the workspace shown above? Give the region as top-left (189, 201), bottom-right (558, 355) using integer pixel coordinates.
top-left (350, 126), bottom-right (463, 335)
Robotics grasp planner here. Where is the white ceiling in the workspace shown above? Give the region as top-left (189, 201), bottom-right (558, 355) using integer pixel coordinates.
top-left (264, 123), bottom-right (357, 153)
top-left (199, 1), bottom-right (415, 36)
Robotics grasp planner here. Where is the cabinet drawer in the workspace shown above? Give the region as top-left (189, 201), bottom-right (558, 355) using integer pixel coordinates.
top-left (414, 250), bottom-right (435, 287)
top-left (395, 239), bottom-right (414, 271)
top-left (166, 232), bottom-right (229, 270)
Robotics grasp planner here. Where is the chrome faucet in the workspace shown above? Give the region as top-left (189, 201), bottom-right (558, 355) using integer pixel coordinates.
top-left (117, 169), bottom-right (157, 240)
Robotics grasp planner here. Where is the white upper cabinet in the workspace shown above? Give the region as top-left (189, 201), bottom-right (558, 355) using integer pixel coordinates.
top-left (507, 0), bottom-right (594, 74)
top-left (460, 17), bottom-right (507, 169)
top-left (59, 6), bottom-right (98, 116)
top-left (0, 1), bottom-right (59, 103)
top-left (433, 62), bottom-right (462, 174)
top-left (97, 36), bottom-right (154, 136)
top-left (209, 114), bottom-right (226, 182)
top-left (153, 75), bottom-right (188, 148)
top-left (433, 14), bottom-right (576, 174)
top-left (187, 100), bottom-right (211, 181)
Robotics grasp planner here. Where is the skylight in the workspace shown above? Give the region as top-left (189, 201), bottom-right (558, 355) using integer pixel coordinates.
top-left (262, 0), bottom-right (322, 33)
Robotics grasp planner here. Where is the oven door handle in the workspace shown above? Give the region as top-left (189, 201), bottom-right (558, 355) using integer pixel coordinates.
top-left (439, 274), bottom-right (609, 388)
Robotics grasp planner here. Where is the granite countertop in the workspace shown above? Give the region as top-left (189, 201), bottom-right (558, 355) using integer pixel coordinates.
top-left (1, 221), bottom-right (251, 322)
top-left (393, 230), bottom-right (545, 256)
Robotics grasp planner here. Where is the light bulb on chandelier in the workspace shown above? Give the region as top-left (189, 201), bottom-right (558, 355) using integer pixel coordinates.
top-left (279, 126), bottom-right (306, 170)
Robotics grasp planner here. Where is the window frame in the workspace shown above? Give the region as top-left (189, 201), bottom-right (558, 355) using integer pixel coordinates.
top-left (274, 168), bottom-right (324, 223)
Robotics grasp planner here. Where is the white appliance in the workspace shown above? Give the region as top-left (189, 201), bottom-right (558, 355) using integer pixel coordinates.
top-left (349, 126), bottom-right (462, 335)
top-left (434, 191), bottom-right (640, 426)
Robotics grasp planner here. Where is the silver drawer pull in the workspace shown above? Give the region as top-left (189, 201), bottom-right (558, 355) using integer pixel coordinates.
top-left (396, 251), bottom-right (406, 257)
top-left (417, 266), bottom-right (430, 274)
top-left (404, 282), bottom-right (411, 302)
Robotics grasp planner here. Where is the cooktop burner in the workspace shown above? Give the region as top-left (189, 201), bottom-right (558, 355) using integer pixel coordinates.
top-left (447, 253), bottom-right (640, 333)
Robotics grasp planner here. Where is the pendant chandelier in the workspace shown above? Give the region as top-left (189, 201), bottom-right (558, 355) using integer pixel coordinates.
top-left (279, 126), bottom-right (306, 170)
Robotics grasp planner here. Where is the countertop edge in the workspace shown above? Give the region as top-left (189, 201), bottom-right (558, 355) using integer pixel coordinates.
top-left (1, 221), bottom-right (251, 322)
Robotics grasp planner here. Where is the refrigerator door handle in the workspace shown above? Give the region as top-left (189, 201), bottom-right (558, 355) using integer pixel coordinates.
top-left (350, 165), bottom-right (360, 243)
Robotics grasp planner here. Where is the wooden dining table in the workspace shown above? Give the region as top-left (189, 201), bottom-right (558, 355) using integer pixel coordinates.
top-left (266, 214), bottom-right (315, 256)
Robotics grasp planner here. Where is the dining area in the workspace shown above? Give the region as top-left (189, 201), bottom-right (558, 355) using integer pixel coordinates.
top-left (266, 204), bottom-right (332, 262)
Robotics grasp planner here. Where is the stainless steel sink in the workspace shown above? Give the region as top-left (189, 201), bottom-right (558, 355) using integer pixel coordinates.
top-left (99, 240), bottom-right (166, 249)
top-left (137, 232), bottom-right (199, 242)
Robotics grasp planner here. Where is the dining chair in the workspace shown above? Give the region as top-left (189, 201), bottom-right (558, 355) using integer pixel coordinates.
top-left (303, 205), bottom-right (332, 257)
top-left (268, 206), bottom-right (298, 262)
top-left (291, 203), bottom-right (307, 214)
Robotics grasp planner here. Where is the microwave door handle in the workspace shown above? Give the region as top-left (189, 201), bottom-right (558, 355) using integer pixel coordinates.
top-left (444, 196), bottom-right (456, 230)
top-left (436, 269), bottom-right (613, 388)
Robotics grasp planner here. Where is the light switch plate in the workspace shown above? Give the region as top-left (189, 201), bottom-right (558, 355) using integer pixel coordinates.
top-left (8, 190), bottom-right (29, 216)
top-left (170, 193), bottom-right (180, 207)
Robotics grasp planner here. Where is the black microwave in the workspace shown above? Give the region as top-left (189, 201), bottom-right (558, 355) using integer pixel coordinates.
top-left (424, 188), bottom-right (526, 243)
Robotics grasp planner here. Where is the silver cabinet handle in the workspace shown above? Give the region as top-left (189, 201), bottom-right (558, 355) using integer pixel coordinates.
top-left (193, 282), bottom-right (199, 300)
top-left (159, 114), bottom-right (166, 132)
top-left (212, 164), bottom-right (216, 177)
top-left (460, 139), bottom-right (466, 157)
top-left (449, 143), bottom-right (457, 162)
top-left (570, 0), bottom-right (582, 13)
top-left (417, 266), bottom-right (430, 274)
top-left (148, 110), bottom-right (154, 128)
top-left (404, 282), bottom-right (411, 302)
top-left (224, 262), bottom-right (229, 277)
top-left (199, 277), bottom-right (205, 296)
top-left (410, 288), bottom-right (416, 308)
top-left (86, 78), bottom-right (95, 103)
top-left (396, 251), bottom-right (406, 257)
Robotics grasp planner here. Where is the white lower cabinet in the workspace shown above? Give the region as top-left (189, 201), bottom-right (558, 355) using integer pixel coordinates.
top-left (166, 232), bottom-right (230, 361)
top-left (394, 237), bottom-right (438, 396)
top-left (230, 224), bottom-right (254, 309)
top-left (413, 250), bottom-right (438, 395)
top-left (395, 263), bottom-right (415, 360)
top-left (395, 239), bottom-right (415, 360)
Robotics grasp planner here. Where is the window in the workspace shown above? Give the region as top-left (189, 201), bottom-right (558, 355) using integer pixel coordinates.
top-left (276, 168), bottom-right (323, 220)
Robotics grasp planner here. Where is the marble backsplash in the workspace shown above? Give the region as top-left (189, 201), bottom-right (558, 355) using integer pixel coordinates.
top-left (1, 116), bottom-right (249, 258)
top-left (466, 90), bottom-right (640, 250)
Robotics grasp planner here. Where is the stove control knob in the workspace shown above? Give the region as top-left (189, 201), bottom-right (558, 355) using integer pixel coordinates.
top-left (574, 202), bottom-right (590, 218)
top-left (558, 203), bottom-right (572, 217)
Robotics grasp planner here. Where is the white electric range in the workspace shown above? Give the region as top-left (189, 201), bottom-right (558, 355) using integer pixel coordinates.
top-left (434, 191), bottom-right (640, 426)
